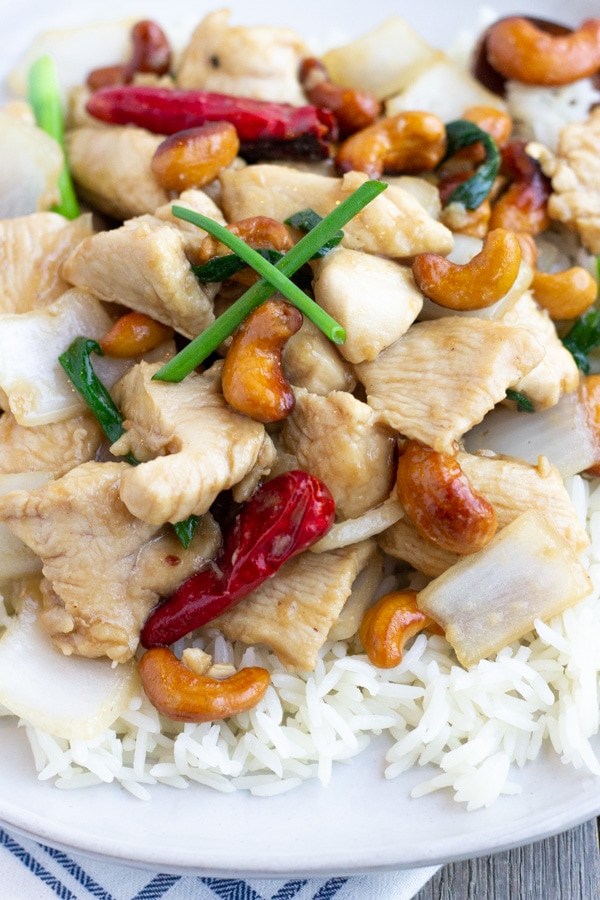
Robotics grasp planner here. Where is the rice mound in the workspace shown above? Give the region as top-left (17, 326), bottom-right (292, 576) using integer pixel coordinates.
top-left (11, 475), bottom-right (600, 810)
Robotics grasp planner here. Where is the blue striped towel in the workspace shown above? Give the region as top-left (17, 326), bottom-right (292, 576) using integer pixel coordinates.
top-left (0, 826), bottom-right (438, 900)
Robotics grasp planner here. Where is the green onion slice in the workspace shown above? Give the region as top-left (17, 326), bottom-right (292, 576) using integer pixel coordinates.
top-left (27, 55), bottom-right (80, 220)
top-left (154, 179), bottom-right (387, 382)
top-left (562, 307), bottom-right (600, 374)
top-left (59, 337), bottom-right (197, 548)
top-left (191, 248), bottom-right (285, 282)
top-left (442, 120), bottom-right (500, 211)
top-left (505, 388), bottom-right (535, 413)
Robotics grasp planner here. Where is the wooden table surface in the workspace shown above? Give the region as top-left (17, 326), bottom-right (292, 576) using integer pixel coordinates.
top-left (414, 817), bottom-right (600, 899)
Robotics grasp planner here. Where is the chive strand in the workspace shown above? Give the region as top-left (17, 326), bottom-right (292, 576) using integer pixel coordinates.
top-left (153, 179), bottom-right (387, 382)
top-left (28, 55), bottom-right (80, 220)
top-left (173, 206), bottom-right (345, 342)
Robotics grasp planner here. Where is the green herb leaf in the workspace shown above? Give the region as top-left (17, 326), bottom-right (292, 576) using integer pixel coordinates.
top-left (505, 388), bottom-right (535, 413)
top-left (442, 120), bottom-right (501, 210)
top-left (191, 248), bottom-right (284, 282)
top-left (28, 55), bottom-right (80, 220)
top-left (58, 338), bottom-right (134, 454)
top-left (285, 209), bottom-right (343, 257)
top-left (172, 515), bottom-right (200, 549)
top-left (59, 337), bottom-right (198, 547)
top-left (154, 179), bottom-right (387, 383)
top-left (562, 308), bottom-right (600, 373)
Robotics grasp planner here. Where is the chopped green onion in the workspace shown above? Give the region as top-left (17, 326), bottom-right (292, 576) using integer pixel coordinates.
top-left (59, 337), bottom-right (197, 548)
top-left (58, 338), bottom-right (134, 456)
top-left (562, 308), bottom-right (600, 374)
top-left (285, 209), bottom-right (343, 257)
top-left (172, 206), bottom-right (346, 342)
top-left (505, 388), bottom-right (535, 413)
top-left (442, 120), bottom-right (500, 210)
top-left (191, 248), bottom-right (284, 282)
top-left (27, 55), bottom-right (80, 220)
top-left (154, 179), bottom-right (387, 382)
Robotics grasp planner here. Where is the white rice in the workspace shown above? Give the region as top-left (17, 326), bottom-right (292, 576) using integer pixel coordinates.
top-left (6, 476), bottom-right (600, 810)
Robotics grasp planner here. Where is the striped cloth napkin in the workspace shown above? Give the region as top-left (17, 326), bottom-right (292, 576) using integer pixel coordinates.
top-left (0, 825), bottom-right (439, 900)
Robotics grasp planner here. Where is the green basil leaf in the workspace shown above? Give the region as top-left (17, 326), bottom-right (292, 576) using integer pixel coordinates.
top-left (442, 120), bottom-right (501, 210)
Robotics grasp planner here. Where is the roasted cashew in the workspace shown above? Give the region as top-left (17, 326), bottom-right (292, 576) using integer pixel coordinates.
top-left (489, 141), bottom-right (551, 236)
top-left (532, 267), bottom-right (598, 320)
top-left (99, 311), bottom-right (174, 358)
top-left (299, 57), bottom-right (382, 136)
top-left (139, 646), bottom-right (270, 722)
top-left (335, 111), bottom-right (447, 179)
top-left (486, 16), bottom-right (600, 86)
top-left (396, 440), bottom-right (497, 554)
top-left (359, 590), bottom-right (439, 668)
top-left (222, 297), bottom-right (303, 423)
top-left (412, 228), bottom-right (521, 310)
top-left (151, 122), bottom-right (240, 191)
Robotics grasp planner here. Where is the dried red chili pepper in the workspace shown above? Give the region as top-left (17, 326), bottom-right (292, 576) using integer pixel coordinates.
top-left (140, 470), bottom-right (335, 648)
top-left (86, 86), bottom-right (337, 160)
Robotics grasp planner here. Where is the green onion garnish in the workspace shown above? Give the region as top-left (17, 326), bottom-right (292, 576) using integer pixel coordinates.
top-left (153, 179), bottom-right (387, 382)
top-left (59, 337), bottom-right (197, 548)
top-left (442, 120), bottom-right (500, 211)
top-left (505, 388), bottom-right (535, 413)
top-left (27, 55), bottom-right (80, 220)
top-left (562, 307), bottom-right (600, 374)
top-left (172, 206), bottom-right (346, 342)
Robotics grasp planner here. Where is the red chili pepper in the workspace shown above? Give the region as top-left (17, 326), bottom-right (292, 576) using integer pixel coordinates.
top-left (86, 86), bottom-right (337, 159)
top-left (140, 470), bottom-right (335, 648)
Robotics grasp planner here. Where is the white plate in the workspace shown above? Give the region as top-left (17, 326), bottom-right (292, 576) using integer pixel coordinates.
top-left (1, 0), bottom-right (599, 878)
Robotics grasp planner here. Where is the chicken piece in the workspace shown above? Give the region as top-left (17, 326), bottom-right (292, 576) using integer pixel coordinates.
top-left (378, 518), bottom-right (458, 577)
top-left (152, 189), bottom-right (228, 259)
top-left (0, 212), bottom-right (93, 313)
top-left (220, 166), bottom-right (453, 258)
top-left (282, 388), bottom-right (396, 520)
top-left (458, 451), bottom-right (589, 555)
top-left (0, 410), bottom-right (104, 477)
top-left (379, 449), bottom-right (588, 575)
top-left (66, 125), bottom-right (169, 220)
top-left (499, 290), bottom-right (580, 409)
top-left (532, 109), bottom-right (600, 253)
top-left (311, 247), bottom-right (423, 363)
top-left (0, 461), bottom-right (222, 662)
top-left (176, 9), bottom-right (309, 105)
top-left (215, 539), bottom-right (378, 672)
top-left (63, 200), bottom-right (222, 339)
top-left (110, 361), bottom-right (275, 525)
top-left (356, 317), bottom-right (545, 454)
top-left (284, 318), bottom-right (357, 396)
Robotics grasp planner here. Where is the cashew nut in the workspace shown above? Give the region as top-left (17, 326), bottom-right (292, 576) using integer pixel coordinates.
top-left (412, 228), bottom-right (521, 310)
top-left (359, 590), bottom-right (439, 668)
top-left (532, 266), bottom-right (598, 320)
top-left (151, 121), bottom-right (240, 191)
top-left (299, 57), bottom-right (382, 137)
top-left (99, 311), bottom-right (174, 358)
top-left (486, 16), bottom-right (600, 86)
top-left (222, 297), bottom-right (303, 423)
top-left (396, 440), bottom-right (497, 554)
top-left (335, 111), bottom-right (447, 179)
top-left (139, 646), bottom-right (270, 722)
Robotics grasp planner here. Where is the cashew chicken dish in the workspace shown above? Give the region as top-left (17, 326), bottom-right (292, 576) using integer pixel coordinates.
top-left (2, 8), bottom-right (600, 809)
